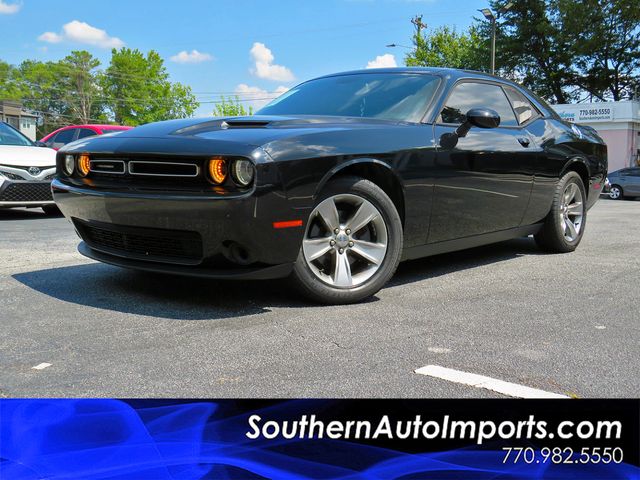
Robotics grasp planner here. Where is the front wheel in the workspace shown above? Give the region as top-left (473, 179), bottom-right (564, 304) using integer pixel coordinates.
top-left (534, 171), bottom-right (586, 253)
top-left (291, 176), bottom-right (403, 304)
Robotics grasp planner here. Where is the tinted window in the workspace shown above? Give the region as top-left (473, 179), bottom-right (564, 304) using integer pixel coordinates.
top-left (0, 122), bottom-right (33, 146)
top-left (504, 86), bottom-right (539, 124)
top-left (440, 82), bottom-right (518, 127)
top-left (258, 73), bottom-right (440, 122)
top-left (52, 129), bottom-right (75, 145)
top-left (77, 128), bottom-right (97, 139)
top-left (628, 168), bottom-right (640, 177)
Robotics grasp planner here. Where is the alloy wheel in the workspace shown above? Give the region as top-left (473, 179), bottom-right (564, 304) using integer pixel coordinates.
top-left (302, 194), bottom-right (388, 288)
top-left (560, 182), bottom-right (584, 242)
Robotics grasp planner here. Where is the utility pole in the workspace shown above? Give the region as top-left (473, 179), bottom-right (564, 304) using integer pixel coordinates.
top-left (411, 15), bottom-right (427, 37)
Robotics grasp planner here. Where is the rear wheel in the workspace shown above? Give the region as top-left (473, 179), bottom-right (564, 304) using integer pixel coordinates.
top-left (534, 171), bottom-right (586, 253)
top-left (291, 176), bottom-right (403, 304)
top-left (609, 185), bottom-right (623, 200)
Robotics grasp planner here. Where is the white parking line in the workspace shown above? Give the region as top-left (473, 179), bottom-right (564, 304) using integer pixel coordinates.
top-left (414, 365), bottom-right (569, 399)
top-left (32, 363), bottom-right (52, 370)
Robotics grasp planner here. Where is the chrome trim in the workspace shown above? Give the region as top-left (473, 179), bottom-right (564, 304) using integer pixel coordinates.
top-left (0, 165), bottom-right (56, 181)
top-left (90, 159), bottom-right (126, 174)
top-left (128, 161), bottom-right (199, 177)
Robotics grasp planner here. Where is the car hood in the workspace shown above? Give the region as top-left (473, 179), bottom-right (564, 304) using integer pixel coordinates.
top-left (60, 115), bottom-right (415, 160)
top-left (0, 145), bottom-right (58, 167)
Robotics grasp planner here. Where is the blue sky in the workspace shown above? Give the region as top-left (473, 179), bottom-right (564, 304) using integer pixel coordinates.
top-left (1, 0), bottom-right (487, 116)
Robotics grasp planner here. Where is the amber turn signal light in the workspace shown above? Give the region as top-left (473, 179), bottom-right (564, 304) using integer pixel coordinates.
top-left (78, 154), bottom-right (91, 177)
top-left (208, 157), bottom-right (227, 184)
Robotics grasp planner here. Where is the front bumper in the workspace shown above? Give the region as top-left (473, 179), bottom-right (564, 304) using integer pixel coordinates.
top-left (0, 179), bottom-right (55, 208)
top-left (52, 179), bottom-right (307, 279)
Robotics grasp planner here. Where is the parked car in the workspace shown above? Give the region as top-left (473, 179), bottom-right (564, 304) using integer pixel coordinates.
top-left (52, 67), bottom-right (607, 303)
top-left (606, 168), bottom-right (640, 200)
top-left (0, 121), bottom-right (58, 214)
top-left (40, 124), bottom-right (132, 150)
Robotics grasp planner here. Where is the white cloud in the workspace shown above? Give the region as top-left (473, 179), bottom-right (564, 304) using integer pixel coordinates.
top-left (366, 53), bottom-right (397, 69)
top-left (38, 31), bottom-right (62, 43)
top-left (249, 42), bottom-right (295, 82)
top-left (170, 49), bottom-right (213, 64)
top-left (0, 1), bottom-right (20, 14)
top-left (234, 83), bottom-right (289, 110)
top-left (38, 20), bottom-right (124, 49)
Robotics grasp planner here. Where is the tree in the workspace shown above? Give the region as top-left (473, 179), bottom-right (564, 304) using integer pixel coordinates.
top-left (58, 51), bottom-right (104, 124)
top-left (0, 60), bottom-right (25, 101)
top-left (558, 0), bottom-right (640, 101)
top-left (100, 48), bottom-right (198, 125)
top-left (212, 95), bottom-right (253, 117)
top-left (480, 0), bottom-right (640, 102)
top-left (405, 24), bottom-right (489, 72)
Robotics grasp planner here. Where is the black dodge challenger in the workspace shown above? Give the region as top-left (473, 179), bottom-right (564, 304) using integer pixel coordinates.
top-left (53, 68), bottom-right (607, 304)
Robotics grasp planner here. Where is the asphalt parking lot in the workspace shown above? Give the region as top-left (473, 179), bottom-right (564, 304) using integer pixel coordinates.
top-left (1, 198), bottom-right (638, 398)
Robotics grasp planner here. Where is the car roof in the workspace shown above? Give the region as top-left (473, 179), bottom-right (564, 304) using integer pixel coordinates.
top-left (314, 67), bottom-right (508, 83)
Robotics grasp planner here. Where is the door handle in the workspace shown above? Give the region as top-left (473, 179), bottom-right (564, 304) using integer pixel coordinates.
top-left (518, 137), bottom-right (530, 147)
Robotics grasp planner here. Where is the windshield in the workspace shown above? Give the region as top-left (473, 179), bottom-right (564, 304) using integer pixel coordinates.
top-left (0, 122), bottom-right (34, 146)
top-left (257, 73), bottom-right (440, 122)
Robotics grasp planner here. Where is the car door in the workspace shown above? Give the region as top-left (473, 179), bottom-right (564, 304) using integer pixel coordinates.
top-left (624, 168), bottom-right (640, 195)
top-left (428, 81), bottom-right (537, 243)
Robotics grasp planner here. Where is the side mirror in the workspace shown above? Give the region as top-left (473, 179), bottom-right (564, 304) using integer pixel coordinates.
top-left (466, 108), bottom-right (500, 129)
top-left (439, 108), bottom-right (501, 149)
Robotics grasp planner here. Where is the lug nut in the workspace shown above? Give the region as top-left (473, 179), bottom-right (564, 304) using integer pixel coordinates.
top-left (330, 240), bottom-right (336, 246)
top-left (334, 228), bottom-right (340, 234)
top-left (348, 241), bottom-right (354, 247)
top-left (345, 229), bottom-right (351, 235)
top-left (338, 248), bottom-right (344, 254)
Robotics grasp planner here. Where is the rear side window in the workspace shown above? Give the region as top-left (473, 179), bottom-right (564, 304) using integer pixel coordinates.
top-left (440, 82), bottom-right (518, 127)
top-left (51, 129), bottom-right (75, 146)
top-left (77, 128), bottom-right (97, 139)
top-left (504, 86), bottom-right (539, 125)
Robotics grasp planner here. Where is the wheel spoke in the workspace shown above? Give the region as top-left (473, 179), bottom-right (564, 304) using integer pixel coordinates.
top-left (563, 184), bottom-right (575, 204)
top-left (346, 200), bottom-right (378, 233)
top-left (316, 198), bottom-right (340, 231)
top-left (333, 252), bottom-right (353, 286)
top-left (567, 202), bottom-right (582, 216)
top-left (565, 217), bottom-right (577, 239)
top-left (303, 237), bottom-right (332, 261)
top-left (350, 240), bottom-right (386, 265)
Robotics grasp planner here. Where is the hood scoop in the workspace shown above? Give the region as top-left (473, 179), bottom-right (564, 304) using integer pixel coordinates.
top-left (221, 120), bottom-right (270, 129)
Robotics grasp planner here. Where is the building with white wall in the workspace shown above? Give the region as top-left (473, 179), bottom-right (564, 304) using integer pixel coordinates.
top-left (0, 101), bottom-right (38, 141)
top-left (552, 101), bottom-right (640, 173)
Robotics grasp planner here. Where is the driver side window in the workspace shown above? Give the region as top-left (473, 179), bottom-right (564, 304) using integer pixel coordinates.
top-left (440, 82), bottom-right (518, 127)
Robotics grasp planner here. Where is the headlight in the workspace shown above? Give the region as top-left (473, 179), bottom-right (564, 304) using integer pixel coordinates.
top-left (77, 154), bottom-right (91, 177)
top-left (64, 155), bottom-right (75, 175)
top-left (207, 157), bottom-right (227, 184)
top-left (231, 159), bottom-right (255, 186)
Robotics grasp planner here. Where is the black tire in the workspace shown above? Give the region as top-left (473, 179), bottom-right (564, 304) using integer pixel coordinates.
top-left (291, 176), bottom-right (403, 304)
top-left (42, 205), bottom-right (61, 216)
top-left (534, 171), bottom-right (587, 253)
top-left (608, 184), bottom-right (623, 200)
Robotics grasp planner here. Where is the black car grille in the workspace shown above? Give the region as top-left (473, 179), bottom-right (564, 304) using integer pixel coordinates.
top-left (75, 220), bottom-right (203, 265)
top-left (0, 182), bottom-right (52, 202)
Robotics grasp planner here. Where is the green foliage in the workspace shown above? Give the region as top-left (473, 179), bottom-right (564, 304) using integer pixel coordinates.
top-left (480, 0), bottom-right (639, 102)
top-left (405, 25), bottom-right (489, 72)
top-left (212, 95), bottom-right (253, 117)
top-left (0, 48), bottom-right (200, 136)
top-left (100, 48), bottom-right (198, 125)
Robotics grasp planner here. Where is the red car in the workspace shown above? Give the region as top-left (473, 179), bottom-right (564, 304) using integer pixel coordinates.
top-left (40, 124), bottom-right (132, 150)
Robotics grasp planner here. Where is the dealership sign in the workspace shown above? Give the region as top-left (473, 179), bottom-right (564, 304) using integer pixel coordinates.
top-left (553, 101), bottom-right (639, 124)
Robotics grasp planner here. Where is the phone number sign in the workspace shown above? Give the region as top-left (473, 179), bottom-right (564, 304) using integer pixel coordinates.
top-left (555, 106), bottom-right (614, 123)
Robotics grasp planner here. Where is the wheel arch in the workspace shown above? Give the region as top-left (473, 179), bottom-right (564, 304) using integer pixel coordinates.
top-left (315, 159), bottom-right (406, 226)
top-left (561, 158), bottom-right (590, 198)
